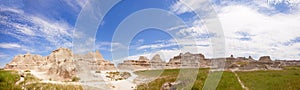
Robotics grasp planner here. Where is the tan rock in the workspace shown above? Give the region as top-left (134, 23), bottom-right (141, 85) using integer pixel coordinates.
top-left (259, 56), bottom-right (272, 62)
top-left (118, 56), bottom-right (151, 70)
top-left (5, 48), bottom-right (115, 81)
top-left (150, 54), bottom-right (166, 68)
top-left (167, 52), bottom-right (205, 68)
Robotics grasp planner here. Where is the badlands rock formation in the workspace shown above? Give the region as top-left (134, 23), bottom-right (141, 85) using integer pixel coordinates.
top-left (5, 48), bottom-right (115, 81)
top-left (6, 47), bottom-right (300, 80)
top-left (166, 52), bottom-right (206, 68)
top-left (118, 53), bottom-right (300, 71)
top-left (150, 54), bottom-right (166, 68)
top-left (118, 56), bottom-right (151, 70)
top-left (5, 52), bottom-right (45, 70)
top-left (258, 56), bottom-right (272, 62)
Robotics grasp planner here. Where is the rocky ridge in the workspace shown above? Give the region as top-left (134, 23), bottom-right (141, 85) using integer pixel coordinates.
top-left (5, 48), bottom-right (115, 81)
top-left (118, 53), bottom-right (300, 71)
top-left (5, 48), bottom-right (300, 80)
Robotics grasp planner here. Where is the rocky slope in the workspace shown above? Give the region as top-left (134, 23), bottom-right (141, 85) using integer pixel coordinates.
top-left (5, 48), bottom-right (115, 81)
top-left (166, 52), bottom-right (205, 68)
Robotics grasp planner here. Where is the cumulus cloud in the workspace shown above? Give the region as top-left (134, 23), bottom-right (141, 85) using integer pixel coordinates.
top-left (219, 4), bottom-right (300, 59)
top-left (167, 0), bottom-right (300, 60)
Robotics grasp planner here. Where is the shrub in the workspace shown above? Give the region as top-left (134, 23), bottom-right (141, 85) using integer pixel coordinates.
top-left (95, 71), bottom-right (101, 73)
top-left (72, 77), bottom-right (80, 82)
top-left (24, 70), bottom-right (31, 72)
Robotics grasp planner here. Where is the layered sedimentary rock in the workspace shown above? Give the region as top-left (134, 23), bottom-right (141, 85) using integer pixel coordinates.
top-left (150, 54), bottom-right (166, 68)
top-left (74, 50), bottom-right (115, 70)
top-left (118, 56), bottom-right (151, 70)
top-left (5, 48), bottom-right (115, 81)
top-left (166, 52), bottom-right (205, 68)
top-left (6, 47), bottom-right (300, 79)
top-left (118, 53), bottom-right (293, 71)
top-left (259, 56), bottom-right (272, 62)
top-left (46, 48), bottom-right (76, 81)
top-left (5, 52), bottom-right (45, 70)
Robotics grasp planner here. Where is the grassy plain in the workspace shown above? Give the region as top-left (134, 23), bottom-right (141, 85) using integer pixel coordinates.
top-left (0, 70), bottom-right (82, 90)
top-left (237, 67), bottom-right (300, 90)
top-left (135, 68), bottom-right (243, 90)
top-left (2, 67), bottom-right (300, 90)
top-left (135, 67), bottom-right (300, 90)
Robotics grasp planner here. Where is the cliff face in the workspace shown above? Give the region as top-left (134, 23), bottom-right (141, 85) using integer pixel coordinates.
top-left (5, 48), bottom-right (115, 81)
top-left (5, 52), bottom-right (45, 70)
top-left (166, 52), bottom-right (205, 68)
top-left (117, 56), bottom-right (151, 70)
top-left (150, 54), bottom-right (166, 68)
top-left (47, 48), bottom-right (73, 64)
top-left (259, 56), bottom-right (272, 62)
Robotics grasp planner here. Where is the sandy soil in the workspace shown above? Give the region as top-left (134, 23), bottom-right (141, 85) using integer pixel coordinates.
top-left (28, 70), bottom-right (139, 90)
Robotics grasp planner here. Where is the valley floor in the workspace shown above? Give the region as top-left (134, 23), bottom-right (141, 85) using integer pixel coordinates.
top-left (1, 66), bottom-right (300, 90)
top-left (134, 66), bottom-right (300, 90)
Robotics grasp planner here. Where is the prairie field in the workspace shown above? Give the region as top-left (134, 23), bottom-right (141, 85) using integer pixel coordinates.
top-left (1, 67), bottom-right (300, 90)
top-left (135, 68), bottom-right (243, 90)
top-left (237, 67), bottom-right (300, 90)
top-left (135, 67), bottom-right (300, 90)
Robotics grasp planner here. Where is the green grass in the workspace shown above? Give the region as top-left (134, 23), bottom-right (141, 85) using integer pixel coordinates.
top-left (216, 72), bottom-right (243, 90)
top-left (283, 66), bottom-right (300, 70)
top-left (136, 67), bottom-right (300, 90)
top-left (24, 83), bottom-right (83, 90)
top-left (0, 70), bottom-right (83, 90)
top-left (135, 68), bottom-right (242, 90)
top-left (0, 70), bottom-right (22, 90)
top-left (135, 69), bottom-right (179, 90)
top-left (237, 69), bottom-right (300, 90)
top-left (2, 67), bottom-right (300, 90)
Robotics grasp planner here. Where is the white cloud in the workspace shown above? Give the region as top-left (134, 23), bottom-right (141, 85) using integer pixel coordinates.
top-left (218, 4), bottom-right (300, 59)
top-left (170, 0), bottom-right (206, 15)
top-left (168, 0), bottom-right (300, 60)
top-left (30, 16), bottom-right (73, 48)
top-left (0, 6), bottom-right (24, 14)
top-left (63, 0), bottom-right (88, 12)
top-left (136, 43), bottom-right (177, 50)
top-left (0, 7), bottom-right (73, 53)
top-left (96, 41), bottom-right (125, 52)
top-left (0, 43), bottom-right (21, 49)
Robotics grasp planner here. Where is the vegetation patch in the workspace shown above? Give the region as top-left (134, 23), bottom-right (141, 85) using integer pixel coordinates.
top-left (72, 77), bottom-right (80, 82)
top-left (135, 68), bottom-right (242, 90)
top-left (0, 70), bottom-right (22, 90)
top-left (95, 71), bottom-right (101, 73)
top-left (24, 83), bottom-right (83, 90)
top-left (106, 71), bottom-right (131, 81)
top-left (237, 68), bottom-right (300, 90)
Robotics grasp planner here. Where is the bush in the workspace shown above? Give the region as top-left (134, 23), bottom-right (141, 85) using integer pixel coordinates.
top-left (24, 70), bottom-right (31, 72)
top-left (72, 77), bottom-right (80, 82)
top-left (95, 71), bottom-right (101, 73)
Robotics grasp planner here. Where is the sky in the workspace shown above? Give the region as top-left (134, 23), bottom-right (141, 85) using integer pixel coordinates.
top-left (1, 0), bottom-right (300, 67)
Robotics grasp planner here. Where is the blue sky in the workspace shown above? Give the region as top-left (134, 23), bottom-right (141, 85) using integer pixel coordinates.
top-left (1, 0), bottom-right (300, 67)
